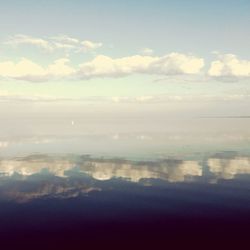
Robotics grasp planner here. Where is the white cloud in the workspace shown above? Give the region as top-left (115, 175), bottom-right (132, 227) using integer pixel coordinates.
top-left (4, 52), bottom-right (250, 84)
top-left (78, 53), bottom-right (204, 79)
top-left (5, 34), bottom-right (53, 51)
top-left (47, 58), bottom-right (75, 76)
top-left (5, 34), bottom-right (103, 53)
top-left (150, 53), bottom-right (204, 75)
top-left (0, 58), bottom-right (74, 81)
top-left (53, 42), bottom-right (75, 50)
top-left (81, 40), bottom-right (103, 51)
top-left (3, 35), bottom-right (250, 84)
top-left (208, 54), bottom-right (250, 80)
top-left (0, 38), bottom-right (206, 82)
top-left (0, 58), bottom-right (46, 78)
top-left (0, 53), bottom-right (204, 82)
top-left (51, 35), bottom-right (79, 44)
top-left (78, 55), bottom-right (155, 78)
top-left (140, 48), bottom-right (154, 56)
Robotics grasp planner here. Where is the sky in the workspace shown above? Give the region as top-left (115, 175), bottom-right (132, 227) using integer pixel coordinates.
top-left (0, 0), bottom-right (250, 116)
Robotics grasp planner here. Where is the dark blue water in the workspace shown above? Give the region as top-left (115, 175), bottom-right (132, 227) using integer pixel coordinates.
top-left (0, 152), bottom-right (249, 248)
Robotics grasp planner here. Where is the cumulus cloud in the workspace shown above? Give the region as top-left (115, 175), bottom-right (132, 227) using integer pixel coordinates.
top-left (150, 53), bottom-right (204, 75)
top-left (208, 54), bottom-right (250, 80)
top-left (78, 55), bottom-right (154, 78)
top-left (0, 58), bottom-right (46, 78)
top-left (47, 58), bottom-right (76, 76)
top-left (0, 57), bottom-right (75, 81)
top-left (78, 53), bottom-right (204, 79)
top-left (3, 35), bottom-right (250, 84)
top-left (0, 50), bottom-right (204, 82)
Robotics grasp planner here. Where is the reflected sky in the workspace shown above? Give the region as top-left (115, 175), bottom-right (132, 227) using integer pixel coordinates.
top-left (1, 117), bottom-right (250, 160)
top-left (0, 151), bottom-right (250, 203)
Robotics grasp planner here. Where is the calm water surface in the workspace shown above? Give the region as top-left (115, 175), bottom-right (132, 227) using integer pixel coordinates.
top-left (0, 117), bottom-right (250, 248)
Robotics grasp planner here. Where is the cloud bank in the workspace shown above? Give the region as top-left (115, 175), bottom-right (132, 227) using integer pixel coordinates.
top-left (78, 53), bottom-right (204, 79)
top-left (0, 53), bottom-right (204, 82)
top-left (1, 35), bottom-right (250, 83)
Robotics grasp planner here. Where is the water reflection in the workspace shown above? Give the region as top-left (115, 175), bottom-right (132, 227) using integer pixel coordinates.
top-left (208, 153), bottom-right (250, 180)
top-left (79, 158), bottom-right (202, 182)
top-left (0, 155), bottom-right (202, 182)
top-left (1, 124), bottom-right (250, 159)
top-left (0, 152), bottom-right (249, 202)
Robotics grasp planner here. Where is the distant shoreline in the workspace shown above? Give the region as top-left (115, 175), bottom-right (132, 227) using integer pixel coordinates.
top-left (199, 116), bottom-right (250, 119)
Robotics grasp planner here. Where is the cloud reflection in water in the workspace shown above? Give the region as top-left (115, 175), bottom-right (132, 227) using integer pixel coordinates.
top-left (0, 152), bottom-right (249, 202)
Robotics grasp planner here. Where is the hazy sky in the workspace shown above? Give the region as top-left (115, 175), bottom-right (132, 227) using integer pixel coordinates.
top-left (0, 0), bottom-right (249, 114)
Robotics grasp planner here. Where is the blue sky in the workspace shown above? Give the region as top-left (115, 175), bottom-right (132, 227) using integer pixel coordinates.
top-left (1, 0), bottom-right (249, 57)
top-left (0, 0), bottom-right (249, 110)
